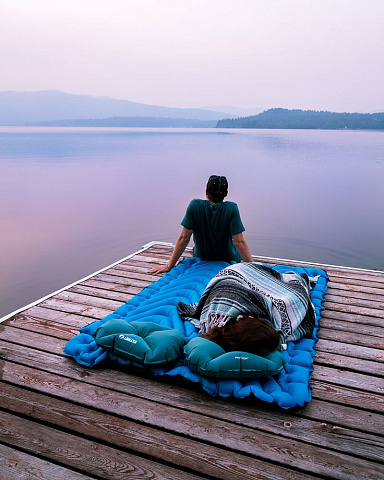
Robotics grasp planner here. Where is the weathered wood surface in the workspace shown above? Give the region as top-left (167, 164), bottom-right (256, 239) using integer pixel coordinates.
top-left (1, 243), bottom-right (383, 480)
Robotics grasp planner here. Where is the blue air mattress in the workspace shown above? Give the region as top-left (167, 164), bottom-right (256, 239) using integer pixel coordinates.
top-left (64, 257), bottom-right (328, 409)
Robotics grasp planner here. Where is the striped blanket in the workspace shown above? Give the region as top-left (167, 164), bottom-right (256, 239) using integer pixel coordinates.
top-left (177, 262), bottom-right (317, 342)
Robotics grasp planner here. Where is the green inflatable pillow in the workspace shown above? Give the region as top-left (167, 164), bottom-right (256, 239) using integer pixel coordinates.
top-left (94, 319), bottom-right (187, 365)
top-left (184, 336), bottom-right (287, 379)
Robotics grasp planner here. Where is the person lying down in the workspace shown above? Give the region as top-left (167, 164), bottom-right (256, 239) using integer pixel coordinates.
top-left (177, 262), bottom-right (318, 357)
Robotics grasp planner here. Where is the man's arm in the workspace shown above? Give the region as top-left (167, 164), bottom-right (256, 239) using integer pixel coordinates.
top-left (233, 232), bottom-right (253, 262)
top-left (148, 227), bottom-right (193, 274)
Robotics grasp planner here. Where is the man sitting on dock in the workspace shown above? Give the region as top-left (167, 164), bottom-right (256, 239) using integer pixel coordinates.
top-left (149, 175), bottom-right (253, 274)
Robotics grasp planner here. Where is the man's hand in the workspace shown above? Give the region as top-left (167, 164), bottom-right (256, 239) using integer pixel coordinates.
top-left (148, 264), bottom-right (172, 275)
top-left (148, 228), bottom-right (192, 275)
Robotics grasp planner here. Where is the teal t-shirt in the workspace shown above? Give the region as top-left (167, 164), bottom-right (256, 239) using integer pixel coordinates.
top-left (181, 199), bottom-right (245, 262)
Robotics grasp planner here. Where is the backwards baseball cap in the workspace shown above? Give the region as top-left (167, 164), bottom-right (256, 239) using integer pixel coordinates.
top-left (206, 175), bottom-right (228, 194)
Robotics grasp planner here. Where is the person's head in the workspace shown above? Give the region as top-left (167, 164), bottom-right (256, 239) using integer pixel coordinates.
top-left (206, 175), bottom-right (228, 203)
top-left (201, 316), bottom-right (280, 356)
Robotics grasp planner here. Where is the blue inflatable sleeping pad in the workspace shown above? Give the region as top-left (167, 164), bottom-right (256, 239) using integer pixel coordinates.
top-left (64, 257), bottom-right (328, 409)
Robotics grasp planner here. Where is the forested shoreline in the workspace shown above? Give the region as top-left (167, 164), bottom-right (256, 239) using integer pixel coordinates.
top-left (216, 108), bottom-right (384, 129)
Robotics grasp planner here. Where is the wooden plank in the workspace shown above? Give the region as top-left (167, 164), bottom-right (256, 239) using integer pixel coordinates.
top-left (53, 291), bottom-right (123, 311)
top-left (11, 305), bottom-right (92, 326)
top-left (0, 383), bottom-right (316, 480)
top-left (327, 270), bottom-right (384, 284)
top-left (112, 264), bottom-right (160, 281)
top-left (1, 363), bottom-right (382, 480)
top-left (317, 329), bottom-right (384, 349)
top-left (1, 318), bottom-right (76, 341)
top-left (322, 301), bottom-right (384, 318)
top-left (69, 284), bottom-right (134, 303)
top-left (0, 411), bottom-right (203, 480)
top-left (312, 365), bottom-right (384, 396)
top-left (129, 254), bottom-right (168, 266)
top-left (318, 319), bottom-right (384, 338)
top-left (328, 280), bottom-right (384, 296)
top-left (136, 250), bottom-right (172, 260)
top-left (79, 277), bottom-right (142, 295)
top-left (327, 267), bottom-right (383, 282)
top-left (327, 276), bottom-right (384, 290)
top-left (123, 259), bottom-right (172, 271)
top-left (38, 297), bottom-right (111, 318)
top-left (314, 338), bottom-right (384, 362)
top-left (92, 272), bottom-right (150, 289)
top-left (314, 351), bottom-right (384, 377)
top-left (106, 266), bottom-right (159, 282)
top-left (118, 259), bottom-right (168, 273)
top-left (321, 309), bottom-right (383, 327)
top-left (325, 293), bottom-right (384, 310)
top-left (299, 397), bottom-right (384, 438)
top-left (130, 253), bottom-right (189, 269)
top-left (323, 296), bottom-right (384, 312)
top-left (0, 444), bottom-right (97, 480)
top-left (0, 325), bottom-right (65, 355)
top-left (310, 381), bottom-right (384, 414)
top-left (326, 286), bottom-right (384, 304)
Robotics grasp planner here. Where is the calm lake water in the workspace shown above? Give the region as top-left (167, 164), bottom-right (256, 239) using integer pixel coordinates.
top-left (1, 127), bottom-right (383, 318)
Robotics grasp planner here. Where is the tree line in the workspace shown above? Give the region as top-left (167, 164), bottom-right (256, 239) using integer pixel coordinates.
top-left (216, 108), bottom-right (384, 130)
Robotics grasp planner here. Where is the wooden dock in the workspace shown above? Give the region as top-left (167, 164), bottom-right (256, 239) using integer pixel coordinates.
top-left (1, 242), bottom-right (383, 480)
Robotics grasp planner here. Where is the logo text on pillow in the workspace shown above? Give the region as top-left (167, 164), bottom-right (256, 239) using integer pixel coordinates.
top-left (119, 334), bottom-right (137, 344)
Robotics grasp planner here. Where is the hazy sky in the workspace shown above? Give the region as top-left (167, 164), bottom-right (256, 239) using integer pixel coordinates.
top-left (1, 0), bottom-right (383, 112)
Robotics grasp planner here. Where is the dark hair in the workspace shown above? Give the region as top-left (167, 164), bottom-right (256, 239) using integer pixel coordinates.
top-left (201, 317), bottom-right (280, 356)
top-left (207, 191), bottom-right (227, 203)
top-left (206, 175), bottom-right (228, 203)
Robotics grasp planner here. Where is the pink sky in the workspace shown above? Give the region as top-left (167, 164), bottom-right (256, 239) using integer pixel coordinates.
top-left (1, 0), bottom-right (383, 112)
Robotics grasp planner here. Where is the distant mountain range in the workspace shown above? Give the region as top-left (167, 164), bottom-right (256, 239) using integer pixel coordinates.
top-left (2, 91), bottom-right (382, 129)
top-left (217, 108), bottom-right (384, 130)
top-left (0, 90), bottom-right (233, 126)
top-left (28, 116), bottom-right (217, 128)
